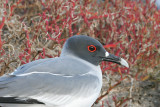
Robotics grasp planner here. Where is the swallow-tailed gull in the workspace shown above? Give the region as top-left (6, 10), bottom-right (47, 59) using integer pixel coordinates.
top-left (0, 35), bottom-right (129, 107)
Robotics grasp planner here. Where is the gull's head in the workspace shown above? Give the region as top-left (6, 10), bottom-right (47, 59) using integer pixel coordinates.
top-left (61, 35), bottom-right (129, 68)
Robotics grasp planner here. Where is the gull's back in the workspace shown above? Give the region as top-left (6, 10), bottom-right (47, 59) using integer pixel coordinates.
top-left (0, 56), bottom-right (102, 107)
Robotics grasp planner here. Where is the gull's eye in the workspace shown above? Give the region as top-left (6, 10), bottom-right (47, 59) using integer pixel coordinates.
top-left (88, 45), bottom-right (96, 52)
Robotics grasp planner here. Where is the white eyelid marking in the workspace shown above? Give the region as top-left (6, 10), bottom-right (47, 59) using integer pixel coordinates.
top-left (105, 52), bottom-right (109, 57)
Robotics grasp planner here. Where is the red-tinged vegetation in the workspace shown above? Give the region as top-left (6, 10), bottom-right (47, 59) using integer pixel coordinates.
top-left (0, 36), bottom-right (2, 50)
top-left (0, 0), bottom-right (160, 106)
top-left (100, 101), bottom-right (104, 107)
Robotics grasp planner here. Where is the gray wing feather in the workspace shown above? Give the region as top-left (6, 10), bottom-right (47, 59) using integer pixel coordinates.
top-left (0, 73), bottom-right (99, 105)
top-left (0, 57), bottom-right (100, 105)
top-left (13, 58), bottom-right (53, 75)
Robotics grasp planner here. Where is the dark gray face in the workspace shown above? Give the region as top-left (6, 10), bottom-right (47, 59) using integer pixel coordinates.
top-left (61, 35), bottom-right (129, 67)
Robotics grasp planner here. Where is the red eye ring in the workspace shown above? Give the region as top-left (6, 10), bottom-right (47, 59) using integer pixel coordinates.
top-left (88, 45), bottom-right (96, 52)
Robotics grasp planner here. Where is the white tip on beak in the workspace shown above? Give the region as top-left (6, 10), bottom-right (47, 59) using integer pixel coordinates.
top-left (120, 58), bottom-right (129, 68)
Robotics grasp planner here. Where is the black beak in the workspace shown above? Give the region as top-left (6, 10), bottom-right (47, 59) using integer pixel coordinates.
top-left (101, 52), bottom-right (129, 68)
